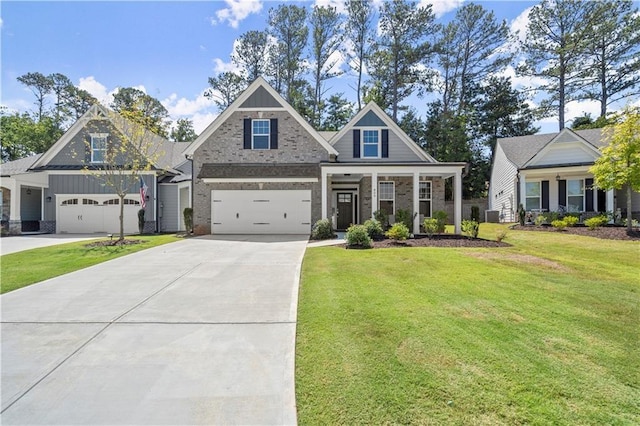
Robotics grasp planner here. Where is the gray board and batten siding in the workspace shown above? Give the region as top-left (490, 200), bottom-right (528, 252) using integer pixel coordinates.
top-left (240, 86), bottom-right (283, 109)
top-left (158, 184), bottom-right (179, 232)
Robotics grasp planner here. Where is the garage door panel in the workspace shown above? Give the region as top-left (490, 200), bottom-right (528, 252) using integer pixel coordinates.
top-left (211, 190), bottom-right (311, 235)
top-left (57, 196), bottom-right (141, 234)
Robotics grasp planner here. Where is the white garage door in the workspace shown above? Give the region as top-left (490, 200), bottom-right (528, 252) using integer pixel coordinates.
top-left (57, 196), bottom-right (141, 234)
top-left (211, 190), bottom-right (311, 234)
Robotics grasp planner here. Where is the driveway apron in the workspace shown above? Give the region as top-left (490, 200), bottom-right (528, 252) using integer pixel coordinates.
top-left (1, 235), bottom-right (307, 425)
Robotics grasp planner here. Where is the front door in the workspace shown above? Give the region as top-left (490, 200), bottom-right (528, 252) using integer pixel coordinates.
top-left (337, 193), bottom-right (353, 230)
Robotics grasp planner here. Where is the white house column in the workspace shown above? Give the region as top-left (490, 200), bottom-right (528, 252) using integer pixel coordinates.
top-left (321, 168), bottom-right (328, 220)
top-left (371, 172), bottom-right (378, 219)
top-left (454, 171), bottom-right (462, 234)
top-left (607, 189), bottom-right (615, 221)
top-left (413, 172), bottom-right (420, 234)
top-left (519, 173), bottom-right (527, 211)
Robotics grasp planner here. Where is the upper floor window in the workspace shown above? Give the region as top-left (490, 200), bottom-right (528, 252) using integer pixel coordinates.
top-left (362, 130), bottom-right (380, 158)
top-left (90, 134), bottom-right (108, 163)
top-left (252, 119), bottom-right (270, 150)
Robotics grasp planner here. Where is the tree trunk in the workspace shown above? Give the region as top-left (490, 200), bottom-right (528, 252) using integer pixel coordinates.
top-left (627, 184), bottom-right (633, 233)
top-left (119, 194), bottom-right (125, 241)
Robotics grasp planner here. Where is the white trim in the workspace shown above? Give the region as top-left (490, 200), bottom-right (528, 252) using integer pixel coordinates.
top-left (201, 177), bottom-right (318, 183)
top-left (90, 133), bottom-right (108, 163)
top-left (251, 118), bottom-right (271, 150)
top-left (184, 77), bottom-right (338, 157)
top-left (522, 128), bottom-right (602, 169)
top-left (320, 163), bottom-right (465, 177)
top-left (361, 128), bottom-right (381, 159)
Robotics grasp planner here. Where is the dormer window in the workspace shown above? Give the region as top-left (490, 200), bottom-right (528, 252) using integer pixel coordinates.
top-left (353, 128), bottom-right (389, 159)
top-left (362, 130), bottom-right (380, 158)
top-left (90, 133), bottom-right (108, 163)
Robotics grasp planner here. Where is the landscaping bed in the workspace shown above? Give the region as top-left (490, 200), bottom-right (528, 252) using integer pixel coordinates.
top-left (511, 224), bottom-right (640, 240)
top-left (356, 234), bottom-right (509, 248)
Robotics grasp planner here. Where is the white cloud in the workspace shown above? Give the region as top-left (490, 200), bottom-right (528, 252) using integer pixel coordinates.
top-left (0, 17), bottom-right (4, 29)
top-left (510, 6), bottom-right (533, 44)
top-left (77, 76), bottom-right (113, 106)
top-left (419, 0), bottom-right (464, 18)
top-left (213, 0), bottom-right (263, 29)
top-left (566, 99), bottom-right (601, 124)
top-left (213, 57), bottom-right (241, 75)
top-left (497, 65), bottom-right (547, 90)
top-left (314, 0), bottom-right (347, 15)
top-left (162, 91), bottom-right (215, 117)
top-left (190, 112), bottom-right (219, 135)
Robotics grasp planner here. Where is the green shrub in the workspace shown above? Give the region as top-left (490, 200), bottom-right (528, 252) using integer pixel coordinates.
top-left (461, 220), bottom-right (479, 239)
top-left (584, 215), bottom-right (608, 230)
top-left (183, 207), bottom-right (193, 233)
top-left (563, 216), bottom-right (579, 227)
top-left (363, 219), bottom-right (384, 241)
top-left (542, 211), bottom-right (560, 224)
top-left (138, 209), bottom-right (146, 234)
top-left (385, 223), bottom-right (410, 241)
top-left (395, 208), bottom-right (413, 230)
top-left (517, 204), bottom-right (526, 225)
top-left (311, 219), bottom-right (335, 240)
top-left (470, 205), bottom-right (480, 222)
top-left (373, 210), bottom-right (388, 229)
top-left (423, 218), bottom-right (439, 238)
top-left (534, 215), bottom-right (547, 226)
top-left (552, 219), bottom-right (567, 230)
top-left (433, 210), bottom-right (448, 233)
top-left (345, 224), bottom-right (372, 248)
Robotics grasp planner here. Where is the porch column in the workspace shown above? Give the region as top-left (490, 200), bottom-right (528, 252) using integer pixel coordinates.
top-left (321, 168), bottom-right (328, 220)
top-left (371, 171), bottom-right (378, 219)
top-left (519, 173), bottom-right (527, 211)
top-left (413, 172), bottom-right (420, 234)
top-left (9, 181), bottom-right (20, 222)
top-left (454, 170), bottom-right (462, 234)
top-left (607, 189), bottom-right (615, 222)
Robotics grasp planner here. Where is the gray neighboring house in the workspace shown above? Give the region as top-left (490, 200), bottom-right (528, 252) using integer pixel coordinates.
top-left (184, 77), bottom-right (467, 235)
top-left (0, 104), bottom-right (191, 235)
top-left (489, 127), bottom-right (640, 222)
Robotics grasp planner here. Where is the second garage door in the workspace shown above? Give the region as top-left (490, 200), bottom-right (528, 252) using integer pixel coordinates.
top-left (211, 190), bottom-right (311, 234)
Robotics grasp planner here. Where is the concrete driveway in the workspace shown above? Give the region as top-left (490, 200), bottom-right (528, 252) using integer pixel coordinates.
top-left (1, 234), bottom-right (107, 256)
top-left (1, 235), bottom-right (307, 425)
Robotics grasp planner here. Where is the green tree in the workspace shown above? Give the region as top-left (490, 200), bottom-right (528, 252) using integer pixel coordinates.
top-left (320, 94), bottom-right (354, 131)
top-left (110, 87), bottom-right (170, 138)
top-left (170, 118), bottom-right (198, 142)
top-left (205, 72), bottom-right (245, 111)
top-left (267, 5), bottom-right (308, 103)
top-left (17, 72), bottom-right (53, 121)
top-left (590, 107), bottom-right (640, 232)
top-left (369, 0), bottom-right (436, 121)
top-left (0, 111), bottom-right (62, 161)
top-left (232, 30), bottom-right (269, 82)
top-left (65, 86), bottom-right (98, 120)
top-left (518, 0), bottom-right (598, 130)
top-left (571, 113), bottom-right (614, 130)
top-left (310, 5), bottom-right (344, 128)
top-left (48, 73), bottom-right (73, 128)
top-left (579, 0), bottom-right (640, 118)
top-left (345, 0), bottom-right (375, 110)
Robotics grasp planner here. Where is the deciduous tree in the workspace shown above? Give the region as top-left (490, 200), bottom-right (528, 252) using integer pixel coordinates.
top-left (111, 87), bottom-right (170, 137)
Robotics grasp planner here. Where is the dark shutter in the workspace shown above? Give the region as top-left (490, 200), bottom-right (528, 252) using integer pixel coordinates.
top-left (541, 180), bottom-right (549, 211)
top-left (85, 136), bottom-right (92, 162)
top-left (353, 129), bottom-right (360, 158)
top-left (585, 178), bottom-right (594, 211)
top-left (243, 118), bottom-right (251, 149)
top-left (270, 118), bottom-right (278, 149)
top-left (381, 129), bottom-right (389, 158)
top-left (558, 180), bottom-right (567, 209)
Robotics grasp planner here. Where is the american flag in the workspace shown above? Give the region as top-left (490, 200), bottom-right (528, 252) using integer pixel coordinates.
top-left (140, 176), bottom-right (148, 209)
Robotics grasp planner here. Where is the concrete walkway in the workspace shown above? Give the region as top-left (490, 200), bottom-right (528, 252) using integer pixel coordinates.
top-left (1, 234), bottom-right (108, 256)
top-left (1, 235), bottom-right (308, 425)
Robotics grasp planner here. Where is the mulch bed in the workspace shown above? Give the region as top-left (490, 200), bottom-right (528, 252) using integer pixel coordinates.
top-left (348, 234), bottom-right (510, 249)
top-left (85, 239), bottom-right (144, 248)
top-left (511, 224), bottom-right (640, 241)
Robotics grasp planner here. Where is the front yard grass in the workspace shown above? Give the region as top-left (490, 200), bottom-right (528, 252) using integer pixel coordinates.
top-left (296, 224), bottom-right (639, 424)
top-left (1, 234), bottom-right (181, 294)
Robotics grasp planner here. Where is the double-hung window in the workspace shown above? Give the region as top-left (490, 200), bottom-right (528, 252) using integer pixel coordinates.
top-left (379, 181), bottom-right (395, 215)
top-left (252, 119), bottom-right (270, 150)
top-left (419, 181), bottom-right (432, 217)
top-left (90, 134), bottom-right (108, 163)
top-left (567, 179), bottom-right (584, 212)
top-left (525, 181), bottom-right (541, 211)
top-left (362, 130), bottom-right (380, 158)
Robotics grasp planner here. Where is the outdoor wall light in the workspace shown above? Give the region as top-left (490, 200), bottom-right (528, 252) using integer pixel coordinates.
top-left (555, 174), bottom-right (561, 181)
top-left (26, 188), bottom-right (32, 195)
top-left (46, 196), bottom-right (52, 202)
top-left (145, 195), bottom-right (150, 200)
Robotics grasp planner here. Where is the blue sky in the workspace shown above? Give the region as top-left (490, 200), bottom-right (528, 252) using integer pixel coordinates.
top-left (0, 0), bottom-right (614, 135)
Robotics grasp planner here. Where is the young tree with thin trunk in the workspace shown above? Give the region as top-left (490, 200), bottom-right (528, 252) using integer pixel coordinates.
top-left (590, 107), bottom-right (640, 232)
top-left (346, 0), bottom-right (375, 111)
top-left (310, 5), bottom-right (344, 128)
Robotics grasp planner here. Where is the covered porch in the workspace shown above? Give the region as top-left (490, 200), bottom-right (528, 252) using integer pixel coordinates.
top-left (321, 163), bottom-right (466, 234)
top-left (1, 172), bottom-right (49, 235)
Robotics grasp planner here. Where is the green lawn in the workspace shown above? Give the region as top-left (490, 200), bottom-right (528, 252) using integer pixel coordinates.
top-left (296, 224), bottom-right (639, 425)
top-left (1, 234), bottom-right (181, 294)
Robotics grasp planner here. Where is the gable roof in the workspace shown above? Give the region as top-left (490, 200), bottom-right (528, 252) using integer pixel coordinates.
top-left (30, 104), bottom-right (183, 172)
top-left (183, 77), bottom-right (338, 157)
top-left (0, 154), bottom-right (42, 176)
top-left (328, 102), bottom-right (437, 162)
top-left (497, 128), bottom-right (605, 169)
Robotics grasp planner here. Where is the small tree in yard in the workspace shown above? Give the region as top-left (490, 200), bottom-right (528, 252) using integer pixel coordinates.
top-left (82, 106), bottom-right (165, 241)
top-left (590, 107), bottom-right (640, 232)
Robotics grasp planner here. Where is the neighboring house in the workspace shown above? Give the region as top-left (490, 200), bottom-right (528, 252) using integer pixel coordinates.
top-left (0, 104), bottom-right (191, 235)
top-left (184, 77), bottom-right (466, 235)
top-left (489, 127), bottom-right (640, 222)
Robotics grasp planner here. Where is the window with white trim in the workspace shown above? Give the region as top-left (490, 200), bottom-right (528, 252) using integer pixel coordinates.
top-left (419, 181), bottom-right (432, 217)
top-left (379, 181), bottom-right (395, 215)
top-left (525, 181), bottom-right (541, 211)
top-left (567, 179), bottom-right (584, 212)
top-left (90, 134), bottom-right (108, 163)
top-left (362, 129), bottom-right (380, 158)
top-left (252, 119), bottom-right (270, 150)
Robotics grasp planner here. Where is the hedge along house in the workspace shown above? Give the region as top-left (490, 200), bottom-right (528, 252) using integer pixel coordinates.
top-left (489, 127), bottom-right (640, 222)
top-left (184, 77), bottom-right (466, 235)
top-left (0, 104), bottom-right (191, 235)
